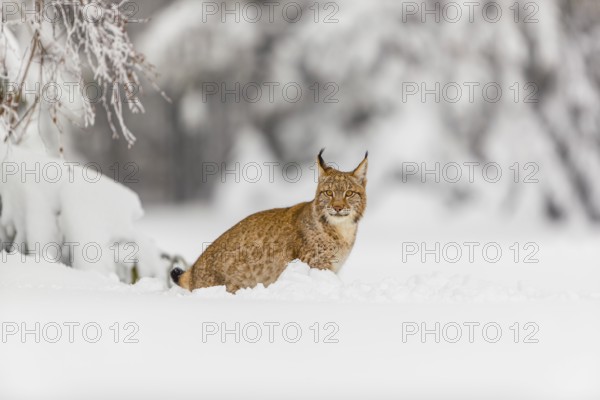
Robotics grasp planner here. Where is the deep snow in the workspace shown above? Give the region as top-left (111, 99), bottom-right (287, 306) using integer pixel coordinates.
top-left (2, 196), bottom-right (600, 399)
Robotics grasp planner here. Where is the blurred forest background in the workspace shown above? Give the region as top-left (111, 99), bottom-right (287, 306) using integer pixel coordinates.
top-left (66, 0), bottom-right (600, 223)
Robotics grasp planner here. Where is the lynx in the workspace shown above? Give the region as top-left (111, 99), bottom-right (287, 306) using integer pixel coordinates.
top-left (171, 149), bottom-right (368, 293)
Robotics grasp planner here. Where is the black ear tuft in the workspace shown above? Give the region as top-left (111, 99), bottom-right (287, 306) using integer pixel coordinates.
top-left (318, 148), bottom-right (328, 170)
top-left (365, 151), bottom-right (369, 159)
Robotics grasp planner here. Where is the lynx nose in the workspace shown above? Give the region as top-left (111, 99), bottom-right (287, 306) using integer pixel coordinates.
top-left (333, 205), bottom-right (344, 213)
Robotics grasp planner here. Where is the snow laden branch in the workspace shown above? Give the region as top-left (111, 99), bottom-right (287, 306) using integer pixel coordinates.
top-left (0, 0), bottom-right (164, 148)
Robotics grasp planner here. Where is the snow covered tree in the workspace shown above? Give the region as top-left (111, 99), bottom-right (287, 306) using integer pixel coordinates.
top-left (0, 0), bottom-right (168, 281)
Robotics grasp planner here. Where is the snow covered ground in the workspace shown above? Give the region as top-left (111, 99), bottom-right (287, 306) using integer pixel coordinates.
top-left (2, 189), bottom-right (600, 399)
top-left (2, 0), bottom-right (600, 398)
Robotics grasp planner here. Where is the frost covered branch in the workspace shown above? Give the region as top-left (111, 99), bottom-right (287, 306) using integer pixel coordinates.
top-left (1, 0), bottom-right (163, 148)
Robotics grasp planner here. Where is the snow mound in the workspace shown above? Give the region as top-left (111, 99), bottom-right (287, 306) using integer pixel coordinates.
top-left (0, 144), bottom-right (167, 280)
top-left (1, 254), bottom-right (590, 303)
top-left (213, 262), bottom-right (583, 303)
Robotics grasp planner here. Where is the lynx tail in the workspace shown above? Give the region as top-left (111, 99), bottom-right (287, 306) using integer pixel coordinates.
top-left (171, 268), bottom-right (191, 290)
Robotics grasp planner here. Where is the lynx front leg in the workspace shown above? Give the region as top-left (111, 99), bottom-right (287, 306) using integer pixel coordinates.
top-left (300, 242), bottom-right (345, 272)
top-left (300, 251), bottom-right (338, 272)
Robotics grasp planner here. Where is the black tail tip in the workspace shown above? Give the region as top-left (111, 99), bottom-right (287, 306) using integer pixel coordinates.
top-left (171, 268), bottom-right (185, 284)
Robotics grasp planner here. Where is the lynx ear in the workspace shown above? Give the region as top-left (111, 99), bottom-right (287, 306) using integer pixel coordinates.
top-left (317, 148), bottom-right (329, 176)
top-left (352, 151), bottom-right (368, 186)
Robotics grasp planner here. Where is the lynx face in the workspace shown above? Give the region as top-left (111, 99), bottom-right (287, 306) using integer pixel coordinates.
top-left (316, 151), bottom-right (368, 224)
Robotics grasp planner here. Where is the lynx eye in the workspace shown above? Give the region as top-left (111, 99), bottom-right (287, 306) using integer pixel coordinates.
top-left (325, 190), bottom-right (333, 197)
top-left (346, 190), bottom-right (355, 197)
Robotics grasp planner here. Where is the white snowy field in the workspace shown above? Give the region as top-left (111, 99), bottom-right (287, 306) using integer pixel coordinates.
top-left (2, 189), bottom-right (600, 399)
top-left (2, 0), bottom-right (600, 397)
